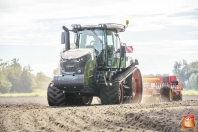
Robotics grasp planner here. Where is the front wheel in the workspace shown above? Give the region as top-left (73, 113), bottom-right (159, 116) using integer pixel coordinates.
top-left (47, 82), bottom-right (66, 106)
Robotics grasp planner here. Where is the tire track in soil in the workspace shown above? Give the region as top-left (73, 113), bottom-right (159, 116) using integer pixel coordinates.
top-left (1, 97), bottom-right (198, 132)
top-left (44, 109), bottom-right (79, 131)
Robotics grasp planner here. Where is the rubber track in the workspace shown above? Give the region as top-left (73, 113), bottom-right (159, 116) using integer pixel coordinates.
top-left (100, 65), bottom-right (140, 104)
top-left (100, 84), bottom-right (110, 104)
top-left (112, 65), bottom-right (138, 82)
top-left (109, 82), bottom-right (120, 104)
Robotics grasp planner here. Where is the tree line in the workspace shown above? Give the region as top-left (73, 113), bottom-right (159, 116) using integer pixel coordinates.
top-left (1, 58), bottom-right (197, 93)
top-left (173, 60), bottom-right (198, 90)
top-left (0, 58), bottom-right (52, 93)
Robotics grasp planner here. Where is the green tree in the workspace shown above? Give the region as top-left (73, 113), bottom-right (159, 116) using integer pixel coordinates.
top-left (0, 78), bottom-right (12, 93)
top-left (173, 60), bottom-right (198, 89)
top-left (7, 65), bottom-right (22, 92)
top-left (35, 72), bottom-right (51, 89)
top-left (2, 58), bottom-right (36, 93)
top-left (0, 71), bottom-right (12, 93)
top-left (188, 73), bottom-right (198, 89)
top-left (19, 68), bottom-right (36, 92)
top-left (0, 58), bottom-right (52, 93)
top-left (173, 60), bottom-right (187, 84)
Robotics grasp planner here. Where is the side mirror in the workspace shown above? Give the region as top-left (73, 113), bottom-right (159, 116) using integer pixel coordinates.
top-left (135, 59), bottom-right (139, 65)
top-left (120, 46), bottom-right (126, 58)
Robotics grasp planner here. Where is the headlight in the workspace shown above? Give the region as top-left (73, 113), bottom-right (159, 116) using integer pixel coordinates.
top-left (77, 68), bottom-right (81, 73)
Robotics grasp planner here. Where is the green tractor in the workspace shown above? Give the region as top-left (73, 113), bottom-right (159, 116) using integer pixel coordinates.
top-left (47, 20), bottom-right (143, 106)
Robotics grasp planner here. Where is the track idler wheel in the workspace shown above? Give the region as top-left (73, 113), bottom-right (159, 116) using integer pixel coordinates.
top-left (160, 86), bottom-right (173, 102)
top-left (131, 69), bottom-right (143, 103)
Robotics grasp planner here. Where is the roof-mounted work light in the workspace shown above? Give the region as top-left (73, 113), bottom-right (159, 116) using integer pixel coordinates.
top-left (126, 20), bottom-right (129, 27)
top-left (98, 24), bottom-right (107, 28)
top-left (72, 24), bottom-right (82, 29)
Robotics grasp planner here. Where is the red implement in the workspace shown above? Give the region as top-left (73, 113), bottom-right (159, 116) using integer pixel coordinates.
top-left (142, 75), bottom-right (183, 101)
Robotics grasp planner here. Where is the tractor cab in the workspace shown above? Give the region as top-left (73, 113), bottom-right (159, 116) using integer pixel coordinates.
top-left (72, 23), bottom-right (126, 53)
top-left (61, 21), bottom-right (132, 69)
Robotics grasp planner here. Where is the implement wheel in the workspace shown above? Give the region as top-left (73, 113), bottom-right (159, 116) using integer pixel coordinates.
top-left (160, 86), bottom-right (173, 102)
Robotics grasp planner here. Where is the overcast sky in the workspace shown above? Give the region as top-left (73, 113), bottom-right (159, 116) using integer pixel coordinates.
top-left (0, 0), bottom-right (198, 77)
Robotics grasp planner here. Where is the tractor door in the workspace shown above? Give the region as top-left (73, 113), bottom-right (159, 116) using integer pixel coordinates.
top-left (106, 30), bottom-right (125, 68)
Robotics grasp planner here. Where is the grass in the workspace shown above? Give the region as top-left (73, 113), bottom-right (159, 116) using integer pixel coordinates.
top-left (0, 89), bottom-right (47, 97)
top-left (182, 89), bottom-right (198, 95)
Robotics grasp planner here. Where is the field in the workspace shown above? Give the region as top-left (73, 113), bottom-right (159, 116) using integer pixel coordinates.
top-left (0, 89), bottom-right (46, 97)
top-left (182, 89), bottom-right (198, 95)
top-left (0, 95), bottom-right (198, 132)
top-left (1, 89), bottom-right (198, 98)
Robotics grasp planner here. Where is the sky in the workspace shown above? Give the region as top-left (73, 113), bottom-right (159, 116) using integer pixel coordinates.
top-left (0, 0), bottom-right (198, 77)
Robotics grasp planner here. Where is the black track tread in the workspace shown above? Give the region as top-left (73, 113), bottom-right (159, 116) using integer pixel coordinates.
top-left (99, 66), bottom-right (142, 105)
top-left (47, 82), bottom-right (66, 106)
top-left (160, 86), bottom-right (172, 102)
top-left (100, 85), bottom-right (110, 104)
top-left (113, 65), bottom-right (136, 81)
top-left (109, 82), bottom-right (120, 104)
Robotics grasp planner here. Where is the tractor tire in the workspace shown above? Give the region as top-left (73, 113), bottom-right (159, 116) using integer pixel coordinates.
top-left (109, 82), bottom-right (124, 104)
top-left (160, 86), bottom-right (173, 102)
top-left (47, 82), bottom-right (66, 106)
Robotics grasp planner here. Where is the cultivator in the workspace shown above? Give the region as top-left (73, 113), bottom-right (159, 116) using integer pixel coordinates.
top-left (142, 75), bottom-right (183, 102)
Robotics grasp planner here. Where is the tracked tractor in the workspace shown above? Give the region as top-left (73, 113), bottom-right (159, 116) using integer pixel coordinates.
top-left (47, 20), bottom-right (143, 106)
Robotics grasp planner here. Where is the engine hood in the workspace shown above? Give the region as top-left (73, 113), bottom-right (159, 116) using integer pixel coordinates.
top-left (61, 48), bottom-right (94, 59)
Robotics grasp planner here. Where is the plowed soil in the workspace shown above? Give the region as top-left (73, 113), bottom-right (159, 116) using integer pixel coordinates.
top-left (0, 95), bottom-right (198, 132)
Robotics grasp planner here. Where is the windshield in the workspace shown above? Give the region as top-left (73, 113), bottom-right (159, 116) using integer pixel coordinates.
top-left (78, 29), bottom-right (105, 52)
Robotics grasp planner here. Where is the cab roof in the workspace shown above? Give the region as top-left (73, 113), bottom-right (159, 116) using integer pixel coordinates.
top-left (71, 23), bottom-right (126, 33)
